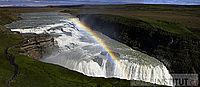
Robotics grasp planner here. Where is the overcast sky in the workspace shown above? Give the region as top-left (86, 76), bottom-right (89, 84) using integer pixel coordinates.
top-left (0, 0), bottom-right (200, 6)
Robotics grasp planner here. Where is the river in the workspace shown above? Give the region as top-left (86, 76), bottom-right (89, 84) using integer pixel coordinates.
top-left (6, 12), bottom-right (173, 86)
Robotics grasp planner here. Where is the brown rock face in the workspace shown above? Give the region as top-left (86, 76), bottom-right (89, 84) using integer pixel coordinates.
top-left (19, 33), bottom-right (55, 59)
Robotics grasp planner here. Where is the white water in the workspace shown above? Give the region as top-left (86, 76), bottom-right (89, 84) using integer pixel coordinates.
top-left (7, 12), bottom-right (173, 86)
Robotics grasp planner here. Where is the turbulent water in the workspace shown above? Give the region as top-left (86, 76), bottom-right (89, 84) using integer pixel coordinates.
top-left (6, 12), bottom-right (173, 86)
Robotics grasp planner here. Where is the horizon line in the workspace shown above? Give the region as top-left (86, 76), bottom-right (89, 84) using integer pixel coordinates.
top-left (1, 2), bottom-right (200, 7)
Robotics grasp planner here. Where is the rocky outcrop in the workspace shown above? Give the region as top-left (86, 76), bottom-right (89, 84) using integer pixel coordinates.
top-left (1, 24), bottom-right (55, 60)
top-left (19, 33), bottom-right (55, 59)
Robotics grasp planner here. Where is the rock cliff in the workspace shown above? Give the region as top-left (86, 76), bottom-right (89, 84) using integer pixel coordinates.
top-left (19, 33), bottom-right (55, 59)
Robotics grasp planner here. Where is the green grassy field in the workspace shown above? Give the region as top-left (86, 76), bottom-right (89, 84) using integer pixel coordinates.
top-left (89, 14), bottom-right (191, 35)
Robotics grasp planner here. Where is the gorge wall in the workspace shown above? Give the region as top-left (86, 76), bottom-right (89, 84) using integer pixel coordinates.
top-left (77, 14), bottom-right (200, 74)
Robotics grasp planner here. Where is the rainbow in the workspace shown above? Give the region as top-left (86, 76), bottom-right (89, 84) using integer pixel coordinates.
top-left (67, 17), bottom-right (129, 79)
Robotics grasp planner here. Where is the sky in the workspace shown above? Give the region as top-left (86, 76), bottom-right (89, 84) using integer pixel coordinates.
top-left (0, 0), bottom-right (200, 7)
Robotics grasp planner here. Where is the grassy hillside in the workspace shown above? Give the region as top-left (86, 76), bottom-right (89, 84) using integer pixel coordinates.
top-left (0, 25), bottom-right (22, 87)
top-left (10, 52), bottom-right (132, 87)
top-left (87, 14), bottom-right (191, 35)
